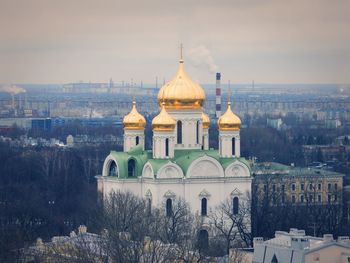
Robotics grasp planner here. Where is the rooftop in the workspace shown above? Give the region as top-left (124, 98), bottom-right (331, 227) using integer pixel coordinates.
top-left (252, 162), bottom-right (343, 178)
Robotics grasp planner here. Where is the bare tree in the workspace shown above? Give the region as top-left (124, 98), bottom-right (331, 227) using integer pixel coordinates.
top-left (210, 192), bottom-right (252, 255)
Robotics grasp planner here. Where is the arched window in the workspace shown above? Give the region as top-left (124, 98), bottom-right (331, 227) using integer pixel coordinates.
top-left (109, 161), bottom-right (118, 176)
top-left (233, 197), bottom-right (239, 215)
top-left (177, 121), bottom-right (182, 144)
top-left (165, 138), bottom-right (169, 157)
top-left (128, 159), bottom-right (136, 177)
top-left (166, 198), bottom-right (172, 217)
top-left (201, 198), bottom-right (207, 216)
top-left (147, 199), bottom-right (152, 215)
top-left (196, 121), bottom-right (200, 144)
top-left (271, 254), bottom-right (278, 263)
top-left (198, 229), bottom-right (209, 250)
top-left (232, 137), bottom-right (235, 156)
top-left (135, 136), bottom-right (139, 145)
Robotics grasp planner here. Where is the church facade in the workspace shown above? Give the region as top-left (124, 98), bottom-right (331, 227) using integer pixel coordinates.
top-left (97, 55), bottom-right (252, 217)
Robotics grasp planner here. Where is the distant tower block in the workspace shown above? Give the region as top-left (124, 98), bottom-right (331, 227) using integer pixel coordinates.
top-left (215, 73), bottom-right (221, 118)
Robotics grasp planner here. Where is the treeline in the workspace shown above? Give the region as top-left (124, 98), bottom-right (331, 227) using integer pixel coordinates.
top-left (0, 142), bottom-right (116, 262)
top-left (23, 191), bottom-right (251, 263)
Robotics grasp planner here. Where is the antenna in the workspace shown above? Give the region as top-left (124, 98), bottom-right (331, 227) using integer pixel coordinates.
top-left (228, 80), bottom-right (232, 104)
top-left (228, 87), bottom-right (232, 104)
top-left (180, 43), bottom-right (184, 61)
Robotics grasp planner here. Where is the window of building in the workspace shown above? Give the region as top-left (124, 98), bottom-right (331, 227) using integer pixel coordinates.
top-left (147, 199), bottom-right (152, 215)
top-left (335, 183), bottom-right (338, 190)
top-left (273, 195), bottom-right (277, 205)
top-left (136, 136), bottom-right (139, 145)
top-left (309, 183), bottom-right (313, 191)
top-left (109, 161), bottom-right (118, 176)
top-left (264, 185), bottom-right (267, 192)
top-left (198, 229), bottom-right (209, 250)
top-left (232, 138), bottom-right (235, 156)
top-left (127, 159), bottom-right (136, 177)
top-left (318, 183), bottom-right (322, 191)
top-left (166, 198), bottom-right (172, 217)
top-left (292, 195), bottom-right (296, 203)
top-left (318, 194), bottom-right (322, 202)
top-left (272, 184), bottom-right (276, 192)
top-left (165, 138), bottom-right (169, 157)
top-left (271, 254), bottom-right (278, 263)
top-left (177, 121), bottom-right (182, 144)
top-left (201, 198), bottom-right (207, 216)
top-left (233, 197), bottom-right (239, 215)
top-left (328, 183), bottom-right (331, 191)
top-left (281, 194), bottom-right (285, 204)
top-left (313, 253), bottom-right (320, 261)
top-left (309, 194), bottom-right (313, 203)
top-left (328, 194), bottom-right (332, 203)
top-left (291, 184), bottom-right (296, 191)
top-left (301, 183), bottom-right (304, 191)
top-left (196, 121), bottom-right (200, 144)
top-left (300, 195), bottom-right (304, 203)
top-left (334, 194), bottom-right (338, 202)
top-left (281, 184), bottom-right (285, 192)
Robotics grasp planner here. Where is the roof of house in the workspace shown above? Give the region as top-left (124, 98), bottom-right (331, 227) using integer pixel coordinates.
top-left (252, 162), bottom-right (344, 179)
top-left (108, 145), bottom-right (251, 178)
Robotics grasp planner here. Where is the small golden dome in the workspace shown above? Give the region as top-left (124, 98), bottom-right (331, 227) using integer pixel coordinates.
top-left (218, 102), bottom-right (241, 131)
top-left (202, 112), bottom-right (210, 129)
top-left (152, 103), bottom-right (176, 131)
top-left (157, 59), bottom-right (206, 109)
top-left (123, 100), bottom-right (146, 130)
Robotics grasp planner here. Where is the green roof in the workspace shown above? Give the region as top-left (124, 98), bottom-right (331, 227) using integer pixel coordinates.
top-left (108, 145), bottom-right (251, 178)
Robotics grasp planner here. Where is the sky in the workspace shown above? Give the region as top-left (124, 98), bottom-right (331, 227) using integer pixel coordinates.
top-left (0, 0), bottom-right (350, 85)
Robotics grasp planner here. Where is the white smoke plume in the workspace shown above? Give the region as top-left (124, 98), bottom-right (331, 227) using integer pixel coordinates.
top-left (187, 45), bottom-right (219, 74)
top-left (0, 84), bottom-right (26, 94)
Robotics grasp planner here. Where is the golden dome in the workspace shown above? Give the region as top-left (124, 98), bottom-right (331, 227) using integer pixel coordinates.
top-left (202, 111), bottom-right (210, 129)
top-left (123, 100), bottom-right (146, 130)
top-left (157, 59), bottom-right (206, 109)
top-left (218, 102), bottom-right (241, 131)
top-left (152, 102), bottom-right (176, 131)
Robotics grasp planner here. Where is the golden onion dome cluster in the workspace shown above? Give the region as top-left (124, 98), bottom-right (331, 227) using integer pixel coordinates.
top-left (157, 60), bottom-right (205, 110)
top-left (122, 101), bottom-right (146, 130)
top-left (218, 102), bottom-right (241, 131)
top-left (152, 102), bottom-right (176, 131)
top-left (202, 112), bottom-right (210, 129)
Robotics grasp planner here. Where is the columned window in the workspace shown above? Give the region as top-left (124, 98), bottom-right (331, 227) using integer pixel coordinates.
top-left (109, 161), bottom-right (118, 176)
top-left (232, 138), bottom-right (235, 156)
top-left (198, 229), bottom-right (209, 250)
top-left (128, 159), bottom-right (136, 177)
top-left (165, 138), bottom-right (169, 157)
top-left (177, 121), bottom-right (182, 144)
top-left (196, 121), bottom-right (200, 144)
top-left (136, 136), bottom-right (139, 145)
top-left (233, 197), bottom-right (239, 215)
top-left (201, 198), bottom-right (207, 216)
top-left (166, 198), bottom-right (172, 217)
top-left (147, 199), bottom-right (152, 215)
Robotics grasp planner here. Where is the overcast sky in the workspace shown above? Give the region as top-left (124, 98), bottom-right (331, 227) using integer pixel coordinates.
top-left (1, 0), bottom-right (349, 85)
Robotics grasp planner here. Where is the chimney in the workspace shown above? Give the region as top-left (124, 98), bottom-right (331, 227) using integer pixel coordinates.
top-left (216, 72), bottom-right (221, 118)
top-left (323, 234), bottom-right (334, 243)
top-left (253, 237), bottom-right (264, 247)
top-left (78, 225), bottom-right (87, 234)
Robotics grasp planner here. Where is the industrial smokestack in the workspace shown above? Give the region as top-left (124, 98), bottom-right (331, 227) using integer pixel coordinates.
top-left (215, 73), bottom-right (221, 118)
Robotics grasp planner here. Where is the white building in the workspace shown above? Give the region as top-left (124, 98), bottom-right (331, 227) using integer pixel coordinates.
top-left (253, 229), bottom-right (350, 263)
top-left (96, 55), bottom-right (252, 227)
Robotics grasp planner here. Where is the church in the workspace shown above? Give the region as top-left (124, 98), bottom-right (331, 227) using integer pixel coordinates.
top-left (97, 54), bottom-right (252, 218)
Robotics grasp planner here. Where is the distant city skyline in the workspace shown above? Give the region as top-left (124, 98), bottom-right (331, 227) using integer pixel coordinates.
top-left (1, 0), bottom-right (350, 84)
